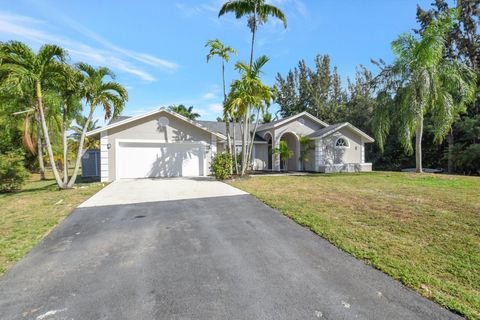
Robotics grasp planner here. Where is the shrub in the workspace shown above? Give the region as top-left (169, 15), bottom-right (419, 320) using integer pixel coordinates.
top-left (210, 152), bottom-right (233, 180)
top-left (0, 152), bottom-right (30, 192)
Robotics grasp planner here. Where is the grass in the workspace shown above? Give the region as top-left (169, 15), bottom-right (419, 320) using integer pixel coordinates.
top-left (230, 172), bottom-right (480, 320)
top-left (0, 173), bottom-right (105, 276)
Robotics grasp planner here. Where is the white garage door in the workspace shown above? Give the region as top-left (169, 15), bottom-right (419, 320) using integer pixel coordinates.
top-left (116, 141), bottom-right (205, 179)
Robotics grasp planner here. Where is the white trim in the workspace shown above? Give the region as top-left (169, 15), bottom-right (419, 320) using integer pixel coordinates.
top-left (86, 108), bottom-right (227, 140)
top-left (277, 129), bottom-right (299, 141)
top-left (334, 136), bottom-right (350, 149)
top-left (100, 131), bottom-right (109, 182)
top-left (263, 131), bottom-right (273, 140)
top-left (258, 111), bottom-right (329, 131)
top-left (361, 142), bottom-right (365, 164)
top-left (310, 122), bottom-right (375, 143)
top-left (114, 139), bottom-right (207, 179)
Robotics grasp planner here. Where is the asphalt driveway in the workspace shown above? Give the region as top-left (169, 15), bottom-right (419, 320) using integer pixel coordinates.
top-left (0, 178), bottom-right (459, 320)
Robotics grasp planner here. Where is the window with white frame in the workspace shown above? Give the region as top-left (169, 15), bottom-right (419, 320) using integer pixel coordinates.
top-left (335, 137), bottom-right (349, 148)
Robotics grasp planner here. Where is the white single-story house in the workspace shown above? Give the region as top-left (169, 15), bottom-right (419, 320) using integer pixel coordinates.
top-left (85, 108), bottom-right (374, 182)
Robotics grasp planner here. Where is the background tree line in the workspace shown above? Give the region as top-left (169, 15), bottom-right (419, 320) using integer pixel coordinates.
top-left (274, 0), bottom-right (479, 175)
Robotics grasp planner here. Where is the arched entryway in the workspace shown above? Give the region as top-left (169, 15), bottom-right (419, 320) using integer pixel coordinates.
top-left (279, 131), bottom-right (300, 171)
top-left (264, 132), bottom-right (273, 170)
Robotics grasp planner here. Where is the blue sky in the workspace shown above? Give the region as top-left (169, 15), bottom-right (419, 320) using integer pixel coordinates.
top-left (0, 0), bottom-right (439, 124)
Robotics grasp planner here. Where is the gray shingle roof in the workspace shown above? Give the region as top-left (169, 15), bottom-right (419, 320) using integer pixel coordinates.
top-left (307, 123), bottom-right (347, 138)
top-left (108, 116), bottom-right (131, 125)
top-left (197, 121), bottom-right (266, 142)
top-left (106, 117), bottom-right (265, 142)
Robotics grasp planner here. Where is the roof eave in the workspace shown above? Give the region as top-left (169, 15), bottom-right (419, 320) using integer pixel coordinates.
top-left (86, 108), bottom-right (227, 140)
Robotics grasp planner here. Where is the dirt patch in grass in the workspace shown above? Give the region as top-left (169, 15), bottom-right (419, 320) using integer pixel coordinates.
top-left (230, 172), bottom-right (480, 319)
top-left (0, 174), bottom-right (105, 275)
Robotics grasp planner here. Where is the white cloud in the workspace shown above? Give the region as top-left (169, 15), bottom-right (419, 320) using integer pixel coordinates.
top-left (203, 92), bottom-right (216, 99)
top-left (0, 11), bottom-right (179, 81)
top-left (208, 103), bottom-right (223, 112)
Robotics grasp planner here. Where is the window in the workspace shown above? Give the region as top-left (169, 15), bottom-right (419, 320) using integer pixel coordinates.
top-left (335, 137), bottom-right (349, 148)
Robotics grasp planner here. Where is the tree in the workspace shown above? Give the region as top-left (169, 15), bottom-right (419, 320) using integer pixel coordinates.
top-left (70, 116), bottom-right (100, 149)
top-left (0, 79), bottom-right (46, 178)
top-left (167, 104), bottom-right (200, 120)
top-left (416, 0), bottom-right (480, 174)
top-left (273, 140), bottom-right (293, 172)
top-left (206, 39), bottom-right (237, 155)
top-left (373, 10), bottom-right (477, 173)
top-left (56, 64), bottom-right (83, 184)
top-left (218, 0), bottom-right (287, 67)
top-left (67, 63), bottom-right (128, 188)
top-left (299, 136), bottom-right (313, 171)
top-left (274, 54), bottom-right (348, 123)
top-left (219, 0), bottom-right (286, 175)
top-left (0, 41), bottom-right (67, 187)
top-left (226, 55), bottom-right (273, 175)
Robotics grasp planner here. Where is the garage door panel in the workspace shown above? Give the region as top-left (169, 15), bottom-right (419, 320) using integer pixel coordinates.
top-left (117, 142), bottom-right (205, 179)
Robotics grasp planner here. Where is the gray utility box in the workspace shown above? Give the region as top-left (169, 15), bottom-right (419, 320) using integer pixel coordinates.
top-left (81, 149), bottom-right (100, 180)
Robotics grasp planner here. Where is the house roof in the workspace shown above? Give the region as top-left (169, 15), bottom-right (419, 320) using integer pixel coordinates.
top-left (197, 121), bottom-right (266, 142)
top-left (256, 111), bottom-right (329, 132)
top-left (86, 108), bottom-right (227, 140)
top-left (307, 122), bottom-right (375, 143)
top-left (108, 116), bottom-right (131, 124)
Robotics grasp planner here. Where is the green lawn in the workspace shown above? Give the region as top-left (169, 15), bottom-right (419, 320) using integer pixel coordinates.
top-left (0, 174), bottom-right (105, 275)
top-left (230, 172), bottom-right (480, 320)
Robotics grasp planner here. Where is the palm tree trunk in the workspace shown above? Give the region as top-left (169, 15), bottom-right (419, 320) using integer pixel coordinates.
top-left (241, 113), bottom-right (248, 176)
top-left (232, 119), bottom-right (238, 174)
top-left (62, 108), bottom-right (68, 184)
top-left (249, 11), bottom-right (257, 67)
top-left (67, 109), bottom-right (94, 188)
top-left (241, 9), bottom-right (257, 176)
top-left (415, 115), bottom-right (424, 173)
top-left (247, 109), bottom-right (261, 170)
top-left (222, 61), bottom-right (232, 155)
top-left (36, 112), bottom-right (46, 180)
top-left (36, 81), bottom-right (64, 187)
top-left (447, 128), bottom-right (454, 174)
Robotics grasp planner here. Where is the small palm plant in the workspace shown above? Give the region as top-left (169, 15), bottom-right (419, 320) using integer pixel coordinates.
top-left (273, 140), bottom-right (293, 172)
top-left (299, 136), bottom-right (313, 171)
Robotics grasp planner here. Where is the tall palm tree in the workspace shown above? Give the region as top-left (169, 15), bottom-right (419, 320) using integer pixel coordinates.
top-left (373, 9), bottom-right (477, 173)
top-left (56, 64), bottom-right (83, 184)
top-left (218, 0), bottom-right (286, 66)
top-left (206, 39), bottom-right (237, 154)
top-left (227, 55), bottom-right (273, 175)
top-left (0, 41), bottom-right (67, 187)
top-left (67, 63), bottom-right (128, 188)
top-left (219, 0), bottom-right (286, 174)
top-left (167, 104), bottom-right (200, 120)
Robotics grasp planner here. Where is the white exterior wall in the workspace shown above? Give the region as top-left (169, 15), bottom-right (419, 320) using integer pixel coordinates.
top-left (106, 112), bottom-right (215, 180)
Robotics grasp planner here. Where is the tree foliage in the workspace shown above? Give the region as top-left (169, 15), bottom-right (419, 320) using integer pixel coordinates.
top-left (167, 104), bottom-right (201, 120)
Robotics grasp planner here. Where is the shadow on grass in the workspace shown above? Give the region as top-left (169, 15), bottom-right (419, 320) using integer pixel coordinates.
top-left (1, 175), bottom-right (100, 197)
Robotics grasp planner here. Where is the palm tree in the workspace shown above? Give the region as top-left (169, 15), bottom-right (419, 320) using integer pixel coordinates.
top-left (167, 104), bottom-right (200, 120)
top-left (56, 64), bottom-right (83, 184)
top-left (218, 0), bottom-right (287, 66)
top-left (67, 63), bottom-right (128, 188)
top-left (0, 41), bottom-right (67, 187)
top-left (219, 0), bottom-right (286, 175)
top-left (373, 10), bottom-right (477, 173)
top-left (206, 39), bottom-right (237, 154)
top-left (227, 55), bottom-right (273, 175)
top-left (273, 140), bottom-right (293, 172)
top-left (299, 136), bottom-right (313, 171)
top-left (70, 116), bottom-right (100, 149)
